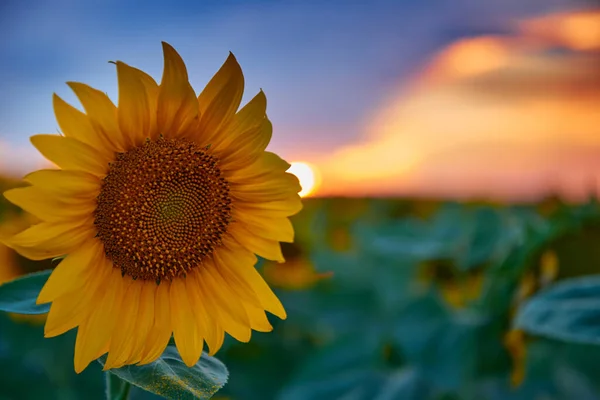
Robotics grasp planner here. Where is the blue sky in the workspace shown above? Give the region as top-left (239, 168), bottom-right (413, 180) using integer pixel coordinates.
top-left (0, 0), bottom-right (592, 174)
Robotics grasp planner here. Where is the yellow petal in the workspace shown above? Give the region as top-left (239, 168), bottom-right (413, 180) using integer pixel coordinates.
top-left (197, 53), bottom-right (244, 143)
top-left (219, 116), bottom-right (272, 171)
top-left (73, 326), bottom-right (94, 374)
top-left (220, 237), bottom-right (286, 319)
top-left (157, 42), bottom-right (199, 138)
top-left (226, 151), bottom-right (290, 183)
top-left (104, 278), bottom-right (140, 370)
top-left (138, 280), bottom-right (172, 365)
top-left (208, 90), bottom-right (269, 167)
top-left (6, 244), bottom-right (68, 262)
top-left (244, 304), bottom-right (273, 332)
top-left (53, 94), bottom-right (110, 154)
top-left (233, 198), bottom-right (303, 218)
top-left (228, 223), bottom-right (285, 262)
top-left (116, 61), bottom-right (151, 147)
top-left (4, 186), bottom-right (96, 222)
top-left (186, 275), bottom-right (222, 356)
top-left (170, 278), bottom-right (203, 367)
top-left (211, 327), bottom-right (225, 357)
top-left (201, 268), bottom-right (252, 342)
top-left (126, 65), bottom-right (160, 140)
top-left (232, 209), bottom-right (294, 243)
top-left (46, 296), bottom-right (90, 338)
top-left (230, 171), bottom-right (301, 203)
top-left (205, 265), bottom-right (255, 326)
top-left (30, 135), bottom-right (108, 177)
top-left (73, 268), bottom-right (126, 373)
top-left (67, 82), bottom-right (125, 152)
top-left (128, 281), bottom-right (157, 364)
top-left (193, 268), bottom-right (251, 343)
top-left (37, 239), bottom-right (103, 304)
top-left (213, 249), bottom-right (262, 309)
top-left (225, 153), bottom-right (302, 215)
top-left (5, 220), bottom-right (94, 260)
top-left (44, 259), bottom-right (112, 338)
top-left (45, 297), bottom-right (85, 338)
top-left (23, 169), bottom-right (100, 199)
top-left (209, 90), bottom-right (266, 151)
top-left (6, 220), bottom-right (89, 248)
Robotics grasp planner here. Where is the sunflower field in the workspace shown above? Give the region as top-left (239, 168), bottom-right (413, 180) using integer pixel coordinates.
top-left (2, 165), bottom-right (600, 400)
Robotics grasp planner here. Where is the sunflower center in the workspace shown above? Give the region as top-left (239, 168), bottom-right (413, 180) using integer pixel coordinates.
top-left (94, 137), bottom-right (232, 283)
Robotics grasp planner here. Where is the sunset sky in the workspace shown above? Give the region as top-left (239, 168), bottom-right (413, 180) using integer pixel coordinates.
top-left (0, 0), bottom-right (598, 200)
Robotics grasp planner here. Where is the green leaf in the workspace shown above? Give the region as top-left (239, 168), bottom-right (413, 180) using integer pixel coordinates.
top-left (515, 276), bottom-right (600, 345)
top-left (105, 372), bottom-right (131, 400)
top-left (98, 345), bottom-right (228, 400)
top-left (373, 369), bottom-right (430, 400)
top-left (280, 368), bottom-right (430, 400)
top-left (0, 270), bottom-right (51, 314)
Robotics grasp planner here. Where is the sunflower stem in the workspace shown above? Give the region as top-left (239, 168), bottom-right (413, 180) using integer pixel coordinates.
top-left (105, 372), bottom-right (131, 400)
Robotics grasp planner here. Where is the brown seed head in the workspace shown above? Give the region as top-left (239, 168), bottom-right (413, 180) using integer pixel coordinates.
top-left (94, 137), bottom-right (231, 282)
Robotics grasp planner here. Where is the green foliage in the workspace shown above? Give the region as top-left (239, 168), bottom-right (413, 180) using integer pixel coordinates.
top-left (0, 313), bottom-right (104, 399)
top-left (106, 372), bottom-right (132, 400)
top-left (515, 276), bottom-right (600, 345)
top-left (0, 272), bottom-right (228, 399)
top-left (216, 198), bottom-right (600, 400)
top-left (0, 270), bottom-right (51, 314)
top-left (2, 198), bottom-right (600, 399)
top-left (98, 346), bottom-right (228, 400)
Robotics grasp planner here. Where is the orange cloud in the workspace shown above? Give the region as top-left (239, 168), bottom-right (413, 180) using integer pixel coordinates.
top-left (319, 8), bottom-right (600, 201)
top-left (521, 9), bottom-right (600, 51)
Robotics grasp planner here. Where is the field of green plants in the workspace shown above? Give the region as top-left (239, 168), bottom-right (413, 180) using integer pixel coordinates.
top-left (2, 190), bottom-right (600, 399)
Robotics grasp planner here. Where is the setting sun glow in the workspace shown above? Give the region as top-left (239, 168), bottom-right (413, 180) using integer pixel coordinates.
top-left (288, 162), bottom-right (319, 197)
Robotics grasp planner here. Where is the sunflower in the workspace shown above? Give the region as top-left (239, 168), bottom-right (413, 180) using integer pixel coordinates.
top-left (0, 228), bottom-right (21, 286)
top-left (1, 42), bottom-right (302, 373)
top-left (0, 211), bottom-right (53, 325)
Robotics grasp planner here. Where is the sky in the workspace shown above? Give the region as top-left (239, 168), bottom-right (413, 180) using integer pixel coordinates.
top-left (0, 0), bottom-right (598, 200)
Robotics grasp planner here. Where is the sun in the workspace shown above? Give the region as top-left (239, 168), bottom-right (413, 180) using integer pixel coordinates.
top-left (288, 162), bottom-right (319, 197)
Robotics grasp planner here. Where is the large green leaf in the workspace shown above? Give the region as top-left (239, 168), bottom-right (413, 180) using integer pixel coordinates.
top-left (515, 276), bottom-right (600, 345)
top-left (0, 270), bottom-right (50, 314)
top-left (105, 372), bottom-right (131, 400)
top-left (372, 369), bottom-right (431, 400)
top-left (0, 314), bottom-right (105, 400)
top-left (98, 345), bottom-right (228, 400)
top-left (279, 367), bottom-right (430, 400)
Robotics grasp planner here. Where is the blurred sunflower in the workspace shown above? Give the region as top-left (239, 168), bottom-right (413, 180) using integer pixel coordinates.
top-left (263, 243), bottom-right (332, 290)
top-left (1, 42), bottom-right (301, 372)
top-left (417, 259), bottom-right (484, 309)
top-left (0, 177), bottom-right (53, 324)
top-left (0, 220), bottom-right (52, 325)
top-left (499, 249), bottom-right (561, 388)
top-left (0, 221), bottom-right (23, 286)
top-left (504, 329), bottom-right (527, 388)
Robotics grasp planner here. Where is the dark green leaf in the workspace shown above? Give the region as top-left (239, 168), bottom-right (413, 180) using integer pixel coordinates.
top-left (0, 270), bottom-right (51, 314)
top-left (515, 276), bottom-right (600, 345)
top-left (372, 369), bottom-right (430, 400)
top-left (280, 368), bottom-right (430, 400)
top-left (105, 372), bottom-right (131, 400)
top-left (98, 345), bottom-right (228, 400)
